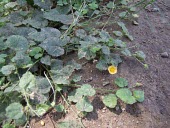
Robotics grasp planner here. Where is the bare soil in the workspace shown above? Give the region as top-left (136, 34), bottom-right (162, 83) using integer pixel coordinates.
top-left (30, 0), bottom-right (170, 128)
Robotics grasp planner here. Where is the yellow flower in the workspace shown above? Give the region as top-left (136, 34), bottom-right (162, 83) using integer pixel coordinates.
top-left (108, 65), bottom-right (117, 74)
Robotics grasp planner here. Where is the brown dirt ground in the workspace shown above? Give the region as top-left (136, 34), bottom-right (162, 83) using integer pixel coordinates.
top-left (30, 0), bottom-right (170, 128)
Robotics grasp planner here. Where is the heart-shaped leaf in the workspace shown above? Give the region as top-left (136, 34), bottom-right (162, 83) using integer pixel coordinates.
top-left (6, 35), bottom-right (29, 52)
top-left (33, 0), bottom-right (52, 10)
top-left (29, 27), bottom-right (61, 42)
top-left (6, 102), bottom-right (24, 120)
top-left (133, 90), bottom-right (144, 102)
top-left (19, 71), bottom-right (36, 92)
top-left (76, 84), bottom-right (96, 97)
top-left (116, 88), bottom-right (136, 104)
top-left (12, 51), bottom-right (32, 68)
top-left (43, 9), bottom-right (73, 24)
top-left (40, 55), bottom-right (51, 66)
top-left (39, 37), bottom-right (65, 57)
top-left (54, 104), bottom-right (64, 112)
top-left (115, 78), bottom-right (128, 87)
top-left (134, 51), bottom-right (146, 61)
top-left (1, 64), bottom-right (15, 76)
top-left (76, 97), bottom-right (93, 112)
top-left (103, 94), bottom-right (117, 108)
top-left (36, 77), bottom-right (51, 94)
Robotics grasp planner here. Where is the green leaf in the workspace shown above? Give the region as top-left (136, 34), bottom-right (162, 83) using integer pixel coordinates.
top-left (51, 65), bottom-right (74, 84)
top-left (0, 77), bottom-right (5, 86)
top-left (9, 12), bottom-right (24, 24)
top-left (130, 7), bottom-right (136, 12)
top-left (54, 104), bottom-right (64, 112)
top-left (133, 90), bottom-right (144, 102)
top-left (117, 22), bottom-right (133, 41)
top-left (14, 115), bottom-right (27, 126)
top-left (68, 84), bottom-right (95, 103)
top-left (68, 90), bottom-right (82, 103)
top-left (116, 88), bottom-right (136, 104)
top-left (102, 46), bottom-right (110, 55)
top-left (12, 51), bottom-right (32, 68)
top-left (29, 47), bottom-right (42, 57)
top-left (2, 123), bottom-right (15, 128)
top-left (6, 102), bottom-right (24, 120)
top-left (36, 77), bottom-right (51, 94)
top-left (134, 51), bottom-right (146, 61)
top-left (17, 0), bottom-right (27, 6)
top-left (34, 53), bottom-right (43, 59)
top-left (75, 29), bottom-right (87, 39)
top-left (78, 47), bottom-right (96, 60)
top-left (110, 54), bottom-right (122, 66)
top-left (121, 48), bottom-right (132, 56)
top-left (51, 59), bottom-right (63, 70)
top-left (57, 121), bottom-right (82, 128)
top-left (76, 84), bottom-right (96, 97)
top-left (23, 10), bottom-right (48, 29)
top-left (15, 27), bottom-right (36, 37)
top-left (39, 37), bottom-right (65, 57)
top-left (103, 94), bottom-right (117, 108)
top-left (121, 0), bottom-right (128, 5)
top-left (36, 104), bottom-right (50, 116)
top-left (99, 30), bottom-right (110, 42)
top-left (76, 97), bottom-right (93, 112)
top-left (119, 11), bottom-right (127, 18)
top-left (66, 60), bottom-right (82, 70)
top-left (1, 64), bottom-right (15, 76)
top-left (0, 37), bottom-right (7, 50)
top-left (107, 2), bottom-right (115, 9)
top-left (19, 71), bottom-right (36, 92)
top-left (88, 2), bottom-right (98, 10)
top-left (40, 55), bottom-right (51, 66)
top-left (96, 60), bottom-right (108, 71)
top-left (33, 0), bottom-right (52, 10)
top-left (90, 44), bottom-right (101, 53)
top-left (115, 78), bottom-right (128, 87)
top-left (29, 27), bottom-right (61, 42)
top-left (55, 5), bottom-right (71, 14)
top-left (43, 9), bottom-right (73, 24)
top-left (6, 35), bottom-right (29, 52)
top-left (113, 31), bottom-right (122, 37)
top-left (72, 75), bottom-right (82, 82)
top-left (0, 54), bottom-right (7, 64)
top-left (114, 39), bottom-right (126, 48)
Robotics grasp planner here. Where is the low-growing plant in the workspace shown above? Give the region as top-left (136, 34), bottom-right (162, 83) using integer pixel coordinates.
top-left (102, 77), bottom-right (144, 108)
top-left (0, 0), bottom-right (152, 127)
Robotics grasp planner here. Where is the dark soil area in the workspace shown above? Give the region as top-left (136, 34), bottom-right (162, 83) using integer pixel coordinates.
top-left (30, 0), bottom-right (170, 127)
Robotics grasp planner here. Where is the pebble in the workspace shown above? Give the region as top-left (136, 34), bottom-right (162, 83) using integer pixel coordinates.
top-left (160, 52), bottom-right (169, 58)
top-left (122, 108), bottom-right (126, 111)
top-left (152, 8), bottom-right (160, 12)
top-left (103, 81), bottom-right (110, 86)
top-left (40, 120), bottom-right (45, 126)
top-left (132, 21), bottom-right (139, 25)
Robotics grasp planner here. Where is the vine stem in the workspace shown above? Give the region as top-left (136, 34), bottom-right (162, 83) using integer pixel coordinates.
top-left (60, 0), bottom-right (87, 39)
top-left (44, 71), bottom-right (56, 105)
top-left (23, 91), bottom-right (40, 117)
top-left (42, 65), bottom-right (85, 127)
top-left (59, 91), bottom-right (86, 128)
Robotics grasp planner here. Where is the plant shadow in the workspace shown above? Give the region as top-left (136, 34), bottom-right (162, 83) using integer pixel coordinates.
top-left (85, 96), bottom-right (105, 120)
top-left (126, 103), bottom-right (142, 117)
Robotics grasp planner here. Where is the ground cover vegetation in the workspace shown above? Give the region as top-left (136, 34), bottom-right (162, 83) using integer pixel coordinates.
top-left (0, 0), bottom-right (155, 127)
